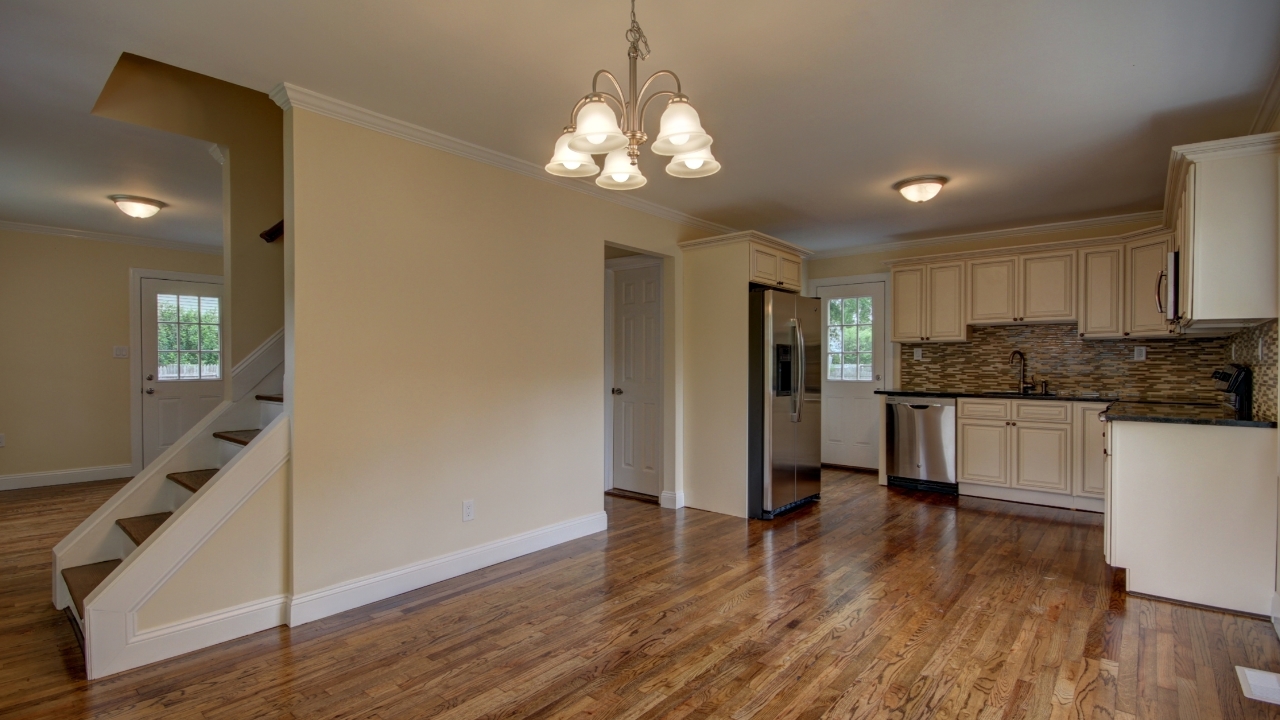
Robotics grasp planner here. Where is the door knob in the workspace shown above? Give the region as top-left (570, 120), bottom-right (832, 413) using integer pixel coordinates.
top-left (145, 388), bottom-right (155, 394)
top-left (612, 388), bottom-right (623, 395)
top-left (146, 374), bottom-right (154, 381)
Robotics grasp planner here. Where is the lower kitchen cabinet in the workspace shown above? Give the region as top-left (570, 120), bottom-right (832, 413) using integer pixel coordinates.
top-left (957, 419), bottom-right (1009, 486)
top-left (1011, 422), bottom-right (1071, 494)
top-left (1073, 403), bottom-right (1108, 497)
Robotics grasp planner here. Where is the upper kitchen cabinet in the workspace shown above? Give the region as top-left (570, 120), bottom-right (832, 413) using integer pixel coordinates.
top-left (1078, 245), bottom-right (1123, 338)
top-left (1168, 133), bottom-right (1279, 332)
top-left (749, 241), bottom-right (803, 292)
top-left (967, 252), bottom-right (1074, 324)
top-left (891, 262), bottom-right (967, 343)
top-left (1124, 233), bottom-right (1174, 337)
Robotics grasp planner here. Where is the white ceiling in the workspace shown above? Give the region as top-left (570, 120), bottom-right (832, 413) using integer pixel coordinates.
top-left (1, 0), bottom-right (1278, 252)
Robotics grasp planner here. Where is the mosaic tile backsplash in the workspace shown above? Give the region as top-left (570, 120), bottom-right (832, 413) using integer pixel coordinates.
top-left (899, 322), bottom-right (1277, 421)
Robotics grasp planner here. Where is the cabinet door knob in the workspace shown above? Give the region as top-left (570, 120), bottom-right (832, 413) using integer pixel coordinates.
top-left (776, 281), bottom-right (784, 286)
top-left (1123, 332), bottom-right (1130, 336)
top-left (1011, 422), bottom-right (1016, 426)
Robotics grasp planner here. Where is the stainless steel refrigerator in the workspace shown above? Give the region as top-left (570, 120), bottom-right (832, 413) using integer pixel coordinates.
top-left (749, 288), bottom-right (822, 519)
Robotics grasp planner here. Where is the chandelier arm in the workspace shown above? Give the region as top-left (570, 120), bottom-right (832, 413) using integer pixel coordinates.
top-left (638, 90), bottom-right (676, 134)
top-left (592, 70), bottom-right (627, 105)
top-left (596, 92), bottom-right (627, 117)
top-left (565, 95), bottom-right (593, 129)
top-left (637, 70), bottom-right (683, 100)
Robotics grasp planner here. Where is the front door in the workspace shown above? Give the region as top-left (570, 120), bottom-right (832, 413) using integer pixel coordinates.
top-left (820, 282), bottom-right (886, 469)
top-left (141, 278), bottom-right (224, 466)
top-left (611, 263), bottom-right (662, 496)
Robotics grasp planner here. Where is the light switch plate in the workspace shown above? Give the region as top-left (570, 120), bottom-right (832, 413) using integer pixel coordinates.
top-left (113, 346), bottom-right (129, 358)
top-left (913, 348), bottom-right (923, 361)
top-left (1133, 346), bottom-right (1147, 361)
top-left (462, 499), bottom-right (475, 522)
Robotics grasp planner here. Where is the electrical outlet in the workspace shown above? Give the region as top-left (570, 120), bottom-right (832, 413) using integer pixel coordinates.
top-left (113, 346), bottom-right (129, 359)
top-left (1133, 346), bottom-right (1147, 361)
top-left (462, 499), bottom-right (475, 522)
top-left (913, 348), bottom-right (923, 361)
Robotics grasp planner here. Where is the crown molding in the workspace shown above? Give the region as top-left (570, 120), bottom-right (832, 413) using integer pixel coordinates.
top-left (0, 220), bottom-right (222, 255)
top-left (1250, 60), bottom-right (1280, 134)
top-left (678, 229), bottom-right (814, 257)
top-left (880, 223), bottom-right (1170, 267)
top-left (807, 211), bottom-right (1163, 260)
top-left (270, 83), bottom-right (734, 236)
top-left (1162, 131), bottom-right (1280, 227)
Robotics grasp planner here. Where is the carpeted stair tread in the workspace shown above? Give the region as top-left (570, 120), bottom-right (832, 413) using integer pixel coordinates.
top-left (255, 394), bottom-right (284, 403)
top-left (62, 560), bottom-right (121, 618)
top-left (116, 512), bottom-right (173, 546)
top-left (167, 469), bottom-right (218, 493)
top-left (212, 429), bottom-right (261, 446)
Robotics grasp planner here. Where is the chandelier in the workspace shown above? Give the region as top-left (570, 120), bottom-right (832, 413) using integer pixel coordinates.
top-left (545, 0), bottom-right (719, 190)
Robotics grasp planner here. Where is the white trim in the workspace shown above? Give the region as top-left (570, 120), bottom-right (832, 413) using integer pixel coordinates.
top-left (0, 464), bottom-right (134, 492)
top-left (809, 273), bottom-right (895, 392)
top-left (603, 267), bottom-right (615, 492)
top-left (0, 219), bottom-right (221, 256)
top-left (660, 491), bottom-right (685, 509)
top-left (676, 229), bottom-right (814, 257)
top-left (230, 328), bottom-right (285, 401)
top-left (605, 255), bottom-right (663, 270)
top-left (289, 511), bottom-right (609, 627)
top-left (130, 269), bottom-right (225, 476)
top-left (602, 260), bottom-right (664, 500)
top-left (85, 414), bottom-right (290, 679)
top-left (807, 211), bottom-right (1163, 260)
top-left (207, 143), bottom-right (226, 166)
top-left (957, 482), bottom-right (1105, 513)
top-left (270, 83), bottom-right (732, 236)
top-left (877, 224), bottom-right (1169, 268)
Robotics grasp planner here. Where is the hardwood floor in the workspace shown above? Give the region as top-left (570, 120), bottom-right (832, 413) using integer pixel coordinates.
top-left (4, 469), bottom-right (1280, 718)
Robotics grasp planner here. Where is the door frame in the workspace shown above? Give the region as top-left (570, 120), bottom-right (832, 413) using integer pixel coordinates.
top-left (807, 273), bottom-right (896, 391)
top-left (129, 268), bottom-right (224, 475)
top-left (604, 254), bottom-right (664, 495)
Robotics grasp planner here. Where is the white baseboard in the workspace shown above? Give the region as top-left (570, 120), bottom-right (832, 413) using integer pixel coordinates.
top-left (957, 483), bottom-right (1104, 513)
top-left (95, 595), bottom-right (288, 675)
top-left (289, 511), bottom-right (608, 627)
top-left (0, 463), bottom-right (135, 492)
top-left (231, 328), bottom-right (284, 401)
top-left (660, 491), bottom-right (685, 509)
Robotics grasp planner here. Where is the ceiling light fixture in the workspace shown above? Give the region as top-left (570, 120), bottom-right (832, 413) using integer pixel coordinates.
top-left (109, 194), bottom-right (167, 218)
top-left (893, 176), bottom-right (948, 203)
top-left (545, 0), bottom-right (719, 189)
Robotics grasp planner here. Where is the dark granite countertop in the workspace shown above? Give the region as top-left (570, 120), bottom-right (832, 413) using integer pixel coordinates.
top-left (1101, 402), bottom-right (1276, 428)
top-left (874, 389), bottom-right (1119, 401)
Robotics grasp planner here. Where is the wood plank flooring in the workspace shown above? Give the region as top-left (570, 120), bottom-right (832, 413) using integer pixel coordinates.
top-left (4, 469), bottom-right (1280, 718)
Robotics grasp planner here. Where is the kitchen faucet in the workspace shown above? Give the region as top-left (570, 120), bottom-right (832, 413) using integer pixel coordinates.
top-left (1009, 350), bottom-right (1030, 395)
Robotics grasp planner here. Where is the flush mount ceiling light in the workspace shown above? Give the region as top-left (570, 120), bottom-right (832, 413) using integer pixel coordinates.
top-left (545, 0), bottom-right (719, 190)
top-left (893, 176), bottom-right (949, 203)
top-left (109, 194), bottom-right (167, 218)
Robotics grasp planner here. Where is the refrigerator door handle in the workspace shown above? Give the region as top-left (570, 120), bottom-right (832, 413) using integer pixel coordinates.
top-left (788, 317), bottom-right (798, 420)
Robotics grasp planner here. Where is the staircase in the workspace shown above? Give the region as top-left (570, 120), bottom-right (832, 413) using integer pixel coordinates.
top-left (53, 390), bottom-right (288, 678)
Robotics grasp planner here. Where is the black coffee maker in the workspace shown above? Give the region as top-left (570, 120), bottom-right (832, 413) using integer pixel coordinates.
top-left (1211, 364), bottom-right (1253, 421)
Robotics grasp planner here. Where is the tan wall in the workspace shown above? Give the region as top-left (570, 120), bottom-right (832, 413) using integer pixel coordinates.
top-left (286, 108), bottom-right (705, 595)
top-left (682, 243), bottom-right (750, 517)
top-left (0, 228), bottom-right (220, 477)
top-left (807, 219), bottom-right (1160, 280)
top-left (92, 53), bottom-right (284, 370)
top-left (136, 462), bottom-right (289, 630)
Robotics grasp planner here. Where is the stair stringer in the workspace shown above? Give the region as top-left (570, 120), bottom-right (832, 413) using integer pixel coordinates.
top-left (83, 414), bottom-right (290, 679)
top-left (52, 394), bottom-right (262, 612)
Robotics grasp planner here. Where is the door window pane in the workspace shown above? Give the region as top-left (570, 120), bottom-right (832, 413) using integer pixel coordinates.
top-left (157, 294), bottom-right (220, 381)
top-left (826, 297), bottom-right (874, 382)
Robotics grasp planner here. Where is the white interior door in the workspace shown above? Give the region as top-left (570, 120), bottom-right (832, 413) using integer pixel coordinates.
top-left (819, 282), bottom-right (886, 469)
top-left (611, 264), bottom-right (662, 496)
top-left (141, 278), bottom-right (224, 466)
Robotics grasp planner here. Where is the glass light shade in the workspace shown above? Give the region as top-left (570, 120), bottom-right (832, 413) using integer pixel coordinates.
top-left (652, 100), bottom-right (712, 155)
top-left (568, 100), bottom-right (627, 153)
top-left (893, 176), bottom-right (948, 202)
top-left (545, 132), bottom-right (600, 177)
top-left (665, 146), bottom-right (721, 178)
top-left (109, 195), bottom-right (166, 218)
top-left (595, 148), bottom-right (647, 190)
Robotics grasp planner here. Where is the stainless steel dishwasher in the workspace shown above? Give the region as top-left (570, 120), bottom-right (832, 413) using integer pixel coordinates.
top-left (885, 396), bottom-right (957, 494)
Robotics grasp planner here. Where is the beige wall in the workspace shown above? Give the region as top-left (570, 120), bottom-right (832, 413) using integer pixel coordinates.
top-left (93, 53), bottom-right (284, 370)
top-left (136, 463), bottom-right (288, 630)
top-left (807, 219), bottom-right (1160, 280)
top-left (286, 108), bottom-right (706, 595)
top-left (0, 228), bottom-right (221, 477)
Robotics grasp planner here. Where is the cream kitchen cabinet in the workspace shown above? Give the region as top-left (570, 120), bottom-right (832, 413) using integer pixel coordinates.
top-left (1170, 133), bottom-right (1279, 332)
top-left (1012, 422), bottom-right (1071, 494)
top-left (749, 242), bottom-right (803, 292)
top-left (1077, 245), bottom-right (1123, 338)
top-left (890, 262), bottom-right (966, 342)
top-left (957, 419), bottom-right (1010, 486)
top-left (1124, 234), bottom-right (1174, 338)
top-left (957, 399), bottom-right (1073, 495)
top-left (1073, 403), bottom-right (1108, 497)
top-left (967, 252), bottom-right (1074, 324)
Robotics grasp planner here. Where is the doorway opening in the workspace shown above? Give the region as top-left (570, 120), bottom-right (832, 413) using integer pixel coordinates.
top-left (604, 249), bottom-right (664, 505)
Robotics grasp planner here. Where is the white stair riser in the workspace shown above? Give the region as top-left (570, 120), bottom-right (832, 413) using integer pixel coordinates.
top-left (218, 439), bottom-right (247, 466)
top-left (260, 401), bottom-right (284, 427)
